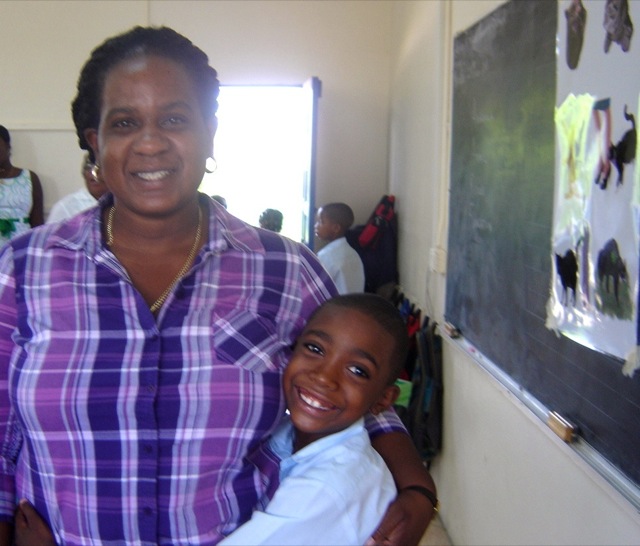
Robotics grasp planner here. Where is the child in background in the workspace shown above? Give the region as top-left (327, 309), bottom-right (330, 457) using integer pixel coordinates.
top-left (314, 203), bottom-right (365, 294)
top-left (220, 293), bottom-right (415, 545)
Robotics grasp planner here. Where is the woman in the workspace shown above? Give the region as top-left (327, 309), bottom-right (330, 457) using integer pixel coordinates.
top-left (0, 27), bottom-right (435, 545)
top-left (0, 125), bottom-right (44, 245)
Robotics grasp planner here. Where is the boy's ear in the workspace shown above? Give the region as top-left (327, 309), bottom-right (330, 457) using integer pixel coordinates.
top-left (370, 384), bottom-right (400, 415)
top-left (330, 222), bottom-right (343, 239)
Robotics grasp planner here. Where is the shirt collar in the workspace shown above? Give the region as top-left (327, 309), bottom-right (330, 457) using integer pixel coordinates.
top-left (272, 415), bottom-right (366, 477)
top-left (44, 193), bottom-right (266, 258)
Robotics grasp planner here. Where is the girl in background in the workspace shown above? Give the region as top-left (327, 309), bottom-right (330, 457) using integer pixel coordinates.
top-left (0, 126), bottom-right (43, 245)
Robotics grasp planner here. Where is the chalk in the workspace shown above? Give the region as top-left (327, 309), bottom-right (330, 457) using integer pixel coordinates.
top-left (443, 322), bottom-right (460, 338)
top-left (547, 411), bottom-right (577, 442)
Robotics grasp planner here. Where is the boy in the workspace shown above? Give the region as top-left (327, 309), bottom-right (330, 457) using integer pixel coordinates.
top-left (14, 294), bottom-right (415, 546)
top-left (220, 293), bottom-right (409, 545)
top-left (46, 153), bottom-right (109, 223)
top-left (315, 203), bottom-right (365, 294)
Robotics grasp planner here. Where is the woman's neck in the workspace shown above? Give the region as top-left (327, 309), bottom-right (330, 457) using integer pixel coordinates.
top-left (0, 162), bottom-right (12, 175)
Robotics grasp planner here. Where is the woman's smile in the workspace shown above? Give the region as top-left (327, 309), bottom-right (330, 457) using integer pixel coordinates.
top-left (134, 169), bottom-right (173, 181)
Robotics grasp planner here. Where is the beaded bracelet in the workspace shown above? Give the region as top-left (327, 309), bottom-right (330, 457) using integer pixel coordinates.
top-left (401, 485), bottom-right (439, 513)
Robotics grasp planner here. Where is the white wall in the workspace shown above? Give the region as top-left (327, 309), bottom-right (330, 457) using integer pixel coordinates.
top-left (388, 1), bottom-right (640, 544)
top-left (0, 1), bottom-right (147, 214)
top-left (0, 0), bottom-right (393, 222)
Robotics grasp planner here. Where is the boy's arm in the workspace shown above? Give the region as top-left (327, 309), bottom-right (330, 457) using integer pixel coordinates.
top-left (220, 473), bottom-right (372, 546)
top-left (368, 432), bottom-right (437, 546)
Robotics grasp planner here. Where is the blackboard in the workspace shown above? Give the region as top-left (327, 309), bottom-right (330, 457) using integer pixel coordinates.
top-left (445, 0), bottom-right (640, 490)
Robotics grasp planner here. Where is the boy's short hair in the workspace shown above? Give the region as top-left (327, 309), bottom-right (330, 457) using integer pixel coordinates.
top-left (309, 293), bottom-right (408, 384)
top-left (320, 203), bottom-right (355, 233)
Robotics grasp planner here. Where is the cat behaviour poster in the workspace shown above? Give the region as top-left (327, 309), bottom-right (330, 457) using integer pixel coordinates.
top-left (548, 0), bottom-right (639, 374)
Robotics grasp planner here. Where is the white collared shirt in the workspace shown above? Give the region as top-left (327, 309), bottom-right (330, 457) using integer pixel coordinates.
top-left (220, 416), bottom-right (396, 545)
top-left (317, 237), bottom-right (365, 294)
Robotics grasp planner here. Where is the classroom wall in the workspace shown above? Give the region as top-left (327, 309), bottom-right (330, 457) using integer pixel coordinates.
top-left (388, 1), bottom-right (640, 544)
top-left (0, 0), bottom-right (393, 222)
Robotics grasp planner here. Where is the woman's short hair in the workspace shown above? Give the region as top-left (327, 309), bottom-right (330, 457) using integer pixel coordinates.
top-left (71, 26), bottom-right (220, 162)
top-left (259, 209), bottom-right (284, 233)
top-left (0, 125), bottom-right (10, 146)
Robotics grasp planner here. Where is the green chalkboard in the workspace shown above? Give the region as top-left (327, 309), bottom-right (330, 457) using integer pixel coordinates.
top-left (445, 0), bottom-right (640, 489)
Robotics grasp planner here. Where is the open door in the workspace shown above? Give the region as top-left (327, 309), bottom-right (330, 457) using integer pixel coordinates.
top-left (300, 77), bottom-right (321, 249)
top-left (201, 81), bottom-right (321, 245)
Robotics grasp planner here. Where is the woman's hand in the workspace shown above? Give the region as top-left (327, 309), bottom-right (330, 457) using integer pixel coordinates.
top-left (14, 499), bottom-right (57, 546)
top-left (369, 432), bottom-right (437, 546)
top-left (366, 487), bottom-right (435, 546)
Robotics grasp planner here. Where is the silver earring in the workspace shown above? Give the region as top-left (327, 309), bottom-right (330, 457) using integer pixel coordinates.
top-left (91, 163), bottom-right (100, 181)
top-left (205, 157), bottom-right (217, 174)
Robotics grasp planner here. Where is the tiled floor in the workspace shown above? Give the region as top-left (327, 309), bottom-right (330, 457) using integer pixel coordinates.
top-left (419, 515), bottom-right (451, 546)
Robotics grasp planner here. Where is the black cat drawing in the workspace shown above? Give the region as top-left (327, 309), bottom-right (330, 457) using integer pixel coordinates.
top-left (609, 106), bottom-right (636, 187)
top-left (597, 238), bottom-right (627, 305)
top-left (555, 250), bottom-right (578, 306)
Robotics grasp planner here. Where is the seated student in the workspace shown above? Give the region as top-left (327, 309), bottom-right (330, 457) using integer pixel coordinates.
top-left (46, 154), bottom-right (108, 223)
top-left (220, 293), bottom-right (412, 546)
top-left (314, 203), bottom-right (365, 294)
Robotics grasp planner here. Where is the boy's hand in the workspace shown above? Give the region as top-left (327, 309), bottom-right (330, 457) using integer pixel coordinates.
top-left (14, 499), bottom-right (57, 546)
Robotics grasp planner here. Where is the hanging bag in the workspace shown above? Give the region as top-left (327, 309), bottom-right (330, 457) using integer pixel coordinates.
top-left (358, 195), bottom-right (396, 249)
top-left (407, 318), bottom-right (443, 462)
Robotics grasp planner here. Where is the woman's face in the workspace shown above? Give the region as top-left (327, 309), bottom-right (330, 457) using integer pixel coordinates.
top-left (85, 55), bottom-right (215, 217)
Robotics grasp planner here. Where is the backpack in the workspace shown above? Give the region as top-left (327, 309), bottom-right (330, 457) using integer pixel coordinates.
top-left (346, 195), bottom-right (398, 294)
top-left (404, 318), bottom-right (443, 463)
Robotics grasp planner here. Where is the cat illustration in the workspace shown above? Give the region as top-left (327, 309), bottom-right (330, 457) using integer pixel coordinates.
top-left (597, 238), bottom-right (627, 304)
top-left (609, 106), bottom-right (636, 187)
top-left (555, 250), bottom-right (578, 306)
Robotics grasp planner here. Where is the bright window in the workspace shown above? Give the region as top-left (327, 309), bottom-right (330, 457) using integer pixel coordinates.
top-left (199, 86), bottom-right (309, 243)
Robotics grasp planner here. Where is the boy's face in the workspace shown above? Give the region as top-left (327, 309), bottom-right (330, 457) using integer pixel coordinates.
top-left (283, 305), bottom-right (399, 449)
top-left (314, 209), bottom-right (338, 241)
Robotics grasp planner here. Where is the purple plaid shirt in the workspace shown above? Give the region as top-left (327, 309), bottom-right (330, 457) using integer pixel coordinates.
top-left (0, 195), bottom-right (404, 545)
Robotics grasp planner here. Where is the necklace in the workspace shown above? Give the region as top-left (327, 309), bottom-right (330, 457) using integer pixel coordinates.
top-left (106, 205), bottom-right (203, 313)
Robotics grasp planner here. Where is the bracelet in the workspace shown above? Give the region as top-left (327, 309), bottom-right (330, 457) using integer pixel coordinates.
top-left (401, 485), bottom-right (439, 513)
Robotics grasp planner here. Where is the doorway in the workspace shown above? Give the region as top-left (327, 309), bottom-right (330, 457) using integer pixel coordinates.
top-left (199, 79), bottom-right (320, 246)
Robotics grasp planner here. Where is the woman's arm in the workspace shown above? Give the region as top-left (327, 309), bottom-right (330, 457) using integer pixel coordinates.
top-left (369, 432), bottom-right (437, 546)
top-left (0, 521), bottom-right (12, 546)
top-left (0, 249), bottom-right (19, 528)
top-left (29, 172), bottom-right (44, 227)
